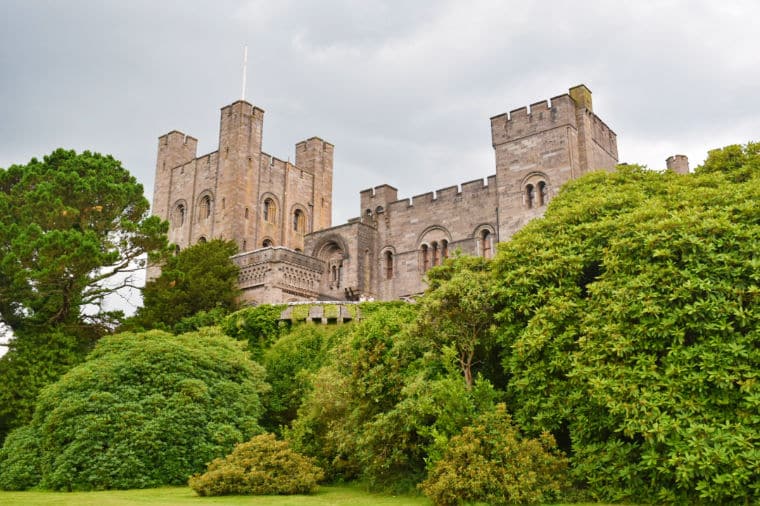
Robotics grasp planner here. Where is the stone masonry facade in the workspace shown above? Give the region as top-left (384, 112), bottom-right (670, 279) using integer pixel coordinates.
top-left (152, 85), bottom-right (622, 303)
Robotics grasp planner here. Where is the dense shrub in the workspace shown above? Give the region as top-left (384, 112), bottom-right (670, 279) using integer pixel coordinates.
top-left (286, 303), bottom-right (419, 482)
top-left (261, 323), bottom-right (348, 433)
top-left (493, 150), bottom-right (760, 503)
top-left (0, 328), bottom-right (267, 491)
top-left (188, 433), bottom-right (324, 496)
top-left (221, 304), bottom-right (286, 360)
top-left (0, 329), bottom-right (91, 442)
top-left (420, 404), bottom-right (569, 506)
top-left (0, 425), bottom-right (42, 490)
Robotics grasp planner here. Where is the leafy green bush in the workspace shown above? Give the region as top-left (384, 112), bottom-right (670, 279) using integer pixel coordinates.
top-left (0, 329), bottom-right (91, 442)
top-left (221, 304), bottom-right (286, 360)
top-left (0, 426), bottom-right (42, 491)
top-left (0, 328), bottom-right (267, 491)
top-left (188, 433), bottom-right (324, 496)
top-left (261, 323), bottom-right (349, 433)
top-left (129, 239), bottom-right (240, 330)
top-left (286, 304), bottom-right (419, 482)
top-left (493, 150), bottom-right (760, 503)
top-left (419, 404), bottom-right (569, 506)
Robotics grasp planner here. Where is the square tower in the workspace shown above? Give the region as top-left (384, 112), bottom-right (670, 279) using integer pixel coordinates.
top-left (490, 85), bottom-right (618, 240)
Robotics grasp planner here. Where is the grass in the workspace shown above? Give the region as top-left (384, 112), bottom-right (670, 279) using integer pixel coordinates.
top-left (0, 484), bottom-right (432, 506)
top-left (0, 484), bottom-right (615, 505)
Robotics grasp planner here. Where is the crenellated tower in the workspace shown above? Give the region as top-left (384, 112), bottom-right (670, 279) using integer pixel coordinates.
top-left (490, 84), bottom-right (618, 240)
top-left (152, 99), bottom-right (333, 257)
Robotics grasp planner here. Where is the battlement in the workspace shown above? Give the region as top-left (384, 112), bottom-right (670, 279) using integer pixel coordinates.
top-left (295, 137), bottom-right (334, 175)
top-left (159, 130), bottom-right (198, 147)
top-left (583, 109), bottom-right (618, 158)
top-left (384, 175), bottom-right (496, 215)
top-left (360, 184), bottom-right (399, 214)
top-left (220, 100), bottom-right (265, 117)
top-left (491, 93), bottom-right (578, 147)
top-left (261, 152), bottom-right (291, 170)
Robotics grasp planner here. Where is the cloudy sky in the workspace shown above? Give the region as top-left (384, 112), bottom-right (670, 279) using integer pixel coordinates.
top-left (2, 0), bottom-right (759, 226)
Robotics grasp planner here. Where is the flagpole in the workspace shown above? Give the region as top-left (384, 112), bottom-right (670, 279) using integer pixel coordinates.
top-left (241, 45), bottom-right (248, 101)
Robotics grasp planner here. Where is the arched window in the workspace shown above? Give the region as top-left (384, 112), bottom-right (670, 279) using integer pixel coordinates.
top-left (441, 239), bottom-right (449, 260)
top-left (481, 230), bottom-right (492, 259)
top-left (263, 199), bottom-right (276, 223)
top-left (245, 207), bottom-right (249, 219)
top-left (385, 251), bottom-right (393, 279)
top-left (262, 239), bottom-right (273, 248)
top-left (173, 203), bottom-right (186, 227)
top-left (198, 236), bottom-right (207, 243)
top-left (526, 184), bottom-right (535, 209)
top-left (538, 181), bottom-right (548, 206)
top-left (331, 265), bottom-right (338, 282)
top-left (421, 244), bottom-right (430, 271)
top-left (199, 195), bottom-right (211, 220)
top-left (293, 209), bottom-right (306, 232)
top-left (431, 241), bottom-right (439, 266)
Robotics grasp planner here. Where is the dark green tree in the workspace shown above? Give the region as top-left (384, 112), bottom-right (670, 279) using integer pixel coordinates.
top-left (0, 149), bottom-right (167, 441)
top-left (0, 148), bottom-right (167, 334)
top-left (0, 328), bottom-right (267, 491)
top-left (129, 239), bottom-right (240, 331)
top-left (0, 330), bottom-right (89, 443)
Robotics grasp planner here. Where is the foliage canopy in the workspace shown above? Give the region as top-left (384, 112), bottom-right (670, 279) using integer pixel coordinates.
top-left (129, 239), bottom-right (240, 331)
top-left (0, 328), bottom-right (267, 491)
top-left (0, 149), bottom-right (167, 334)
top-left (493, 146), bottom-right (759, 503)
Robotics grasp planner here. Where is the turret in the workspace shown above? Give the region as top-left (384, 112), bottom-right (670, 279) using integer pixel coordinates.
top-left (360, 184), bottom-right (398, 223)
top-left (215, 100), bottom-right (265, 249)
top-left (153, 130), bottom-right (197, 220)
top-left (666, 154), bottom-right (689, 174)
top-left (295, 137), bottom-right (334, 232)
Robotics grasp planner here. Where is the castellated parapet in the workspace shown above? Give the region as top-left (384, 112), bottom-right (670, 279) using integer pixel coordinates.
top-left (152, 85), bottom-right (621, 304)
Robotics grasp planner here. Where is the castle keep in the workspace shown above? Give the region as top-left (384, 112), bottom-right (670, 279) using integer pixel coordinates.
top-left (153, 85), bottom-right (619, 303)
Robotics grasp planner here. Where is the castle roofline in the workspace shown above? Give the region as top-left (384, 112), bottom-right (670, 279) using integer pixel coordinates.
top-left (220, 99), bottom-right (265, 114)
top-left (296, 136), bottom-right (335, 148)
top-left (159, 130), bottom-right (198, 141)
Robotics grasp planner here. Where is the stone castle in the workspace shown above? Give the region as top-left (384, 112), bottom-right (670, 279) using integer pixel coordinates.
top-left (151, 85), bottom-right (688, 304)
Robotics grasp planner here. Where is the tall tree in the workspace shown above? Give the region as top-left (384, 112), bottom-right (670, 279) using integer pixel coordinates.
top-left (0, 149), bottom-right (168, 441)
top-left (0, 148), bottom-right (168, 335)
top-left (417, 255), bottom-right (496, 388)
top-left (129, 239), bottom-right (240, 331)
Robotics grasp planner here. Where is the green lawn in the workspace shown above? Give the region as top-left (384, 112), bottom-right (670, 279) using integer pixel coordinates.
top-left (0, 484), bottom-right (616, 505)
top-left (0, 485), bottom-right (431, 506)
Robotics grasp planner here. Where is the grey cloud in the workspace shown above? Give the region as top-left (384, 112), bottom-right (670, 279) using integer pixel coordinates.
top-left (1, 0), bottom-right (758, 226)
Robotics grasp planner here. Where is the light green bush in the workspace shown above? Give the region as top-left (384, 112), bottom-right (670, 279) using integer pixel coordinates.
top-left (419, 404), bottom-right (569, 506)
top-left (189, 433), bottom-right (324, 496)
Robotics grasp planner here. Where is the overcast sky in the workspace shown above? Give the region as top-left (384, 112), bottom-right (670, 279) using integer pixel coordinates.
top-left (0, 0), bottom-right (758, 333)
top-left (2, 0), bottom-right (759, 224)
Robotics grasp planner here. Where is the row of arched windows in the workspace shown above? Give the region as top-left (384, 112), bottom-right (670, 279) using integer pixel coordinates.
top-left (526, 181), bottom-right (549, 209)
top-left (263, 198), bottom-right (306, 232)
top-left (172, 195), bottom-right (309, 232)
top-left (420, 239), bottom-right (449, 272)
